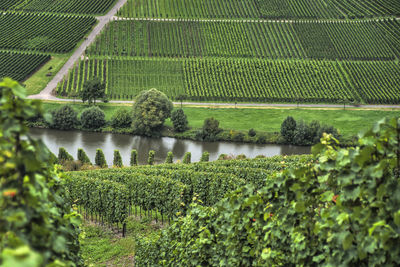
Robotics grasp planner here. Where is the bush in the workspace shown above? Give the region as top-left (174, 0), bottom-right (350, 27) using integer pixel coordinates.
top-left (130, 150), bottom-right (138, 166)
top-left (236, 154), bottom-right (246, 160)
top-left (111, 109), bottom-right (133, 129)
top-left (80, 106), bottom-right (106, 130)
top-left (132, 88), bottom-right (173, 137)
top-left (232, 131), bottom-right (245, 142)
top-left (165, 151), bottom-right (174, 164)
top-left (182, 152), bottom-right (191, 164)
top-left (77, 148), bottom-right (91, 165)
top-left (148, 150), bottom-right (155, 165)
top-left (58, 147), bottom-right (73, 162)
top-left (95, 149), bottom-right (107, 168)
top-left (50, 105), bottom-right (78, 130)
top-left (256, 135), bottom-right (267, 144)
top-left (113, 150), bottom-right (123, 167)
top-left (280, 116), bottom-right (296, 144)
top-left (200, 151), bottom-right (209, 162)
top-left (197, 117), bottom-right (222, 141)
top-left (248, 128), bottom-right (257, 137)
top-left (171, 109), bottom-right (188, 132)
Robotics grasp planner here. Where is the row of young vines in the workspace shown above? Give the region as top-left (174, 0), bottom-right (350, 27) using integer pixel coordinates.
top-left (57, 57), bottom-right (400, 104)
top-left (87, 19), bottom-right (400, 60)
top-left (117, 0), bottom-right (400, 19)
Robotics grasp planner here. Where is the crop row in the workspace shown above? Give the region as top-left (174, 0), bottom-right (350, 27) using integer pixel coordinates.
top-left (64, 155), bottom-right (307, 225)
top-left (0, 12), bottom-right (96, 53)
top-left (117, 0), bottom-right (400, 19)
top-left (0, 0), bottom-right (20, 11)
top-left (7, 0), bottom-right (118, 15)
top-left (0, 51), bottom-right (50, 81)
top-left (87, 19), bottom-right (400, 60)
top-left (58, 57), bottom-right (400, 104)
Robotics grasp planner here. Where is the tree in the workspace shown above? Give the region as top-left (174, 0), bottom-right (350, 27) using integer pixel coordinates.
top-left (111, 108), bottom-right (133, 129)
top-left (132, 88), bottom-right (173, 137)
top-left (130, 150), bottom-right (138, 166)
top-left (80, 78), bottom-right (106, 105)
top-left (182, 152), bottom-right (191, 164)
top-left (171, 109), bottom-right (188, 132)
top-left (0, 78), bottom-right (82, 265)
top-left (280, 116), bottom-right (297, 144)
top-left (198, 117), bottom-right (222, 141)
top-left (58, 147), bottom-right (74, 163)
top-left (165, 151), bottom-right (174, 164)
top-left (95, 149), bottom-right (107, 168)
top-left (113, 150), bottom-right (123, 167)
top-left (77, 148), bottom-right (91, 165)
top-left (50, 105), bottom-right (78, 130)
top-left (176, 94), bottom-right (187, 108)
top-left (148, 150), bottom-right (155, 165)
top-left (80, 106), bottom-right (106, 130)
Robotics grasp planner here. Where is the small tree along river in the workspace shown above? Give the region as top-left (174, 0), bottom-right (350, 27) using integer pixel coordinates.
top-left (29, 128), bottom-right (310, 166)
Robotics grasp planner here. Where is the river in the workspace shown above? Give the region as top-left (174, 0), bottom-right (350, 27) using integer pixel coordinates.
top-left (28, 128), bottom-right (310, 165)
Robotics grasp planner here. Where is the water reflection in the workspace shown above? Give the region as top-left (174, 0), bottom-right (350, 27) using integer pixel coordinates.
top-left (28, 128), bottom-right (310, 166)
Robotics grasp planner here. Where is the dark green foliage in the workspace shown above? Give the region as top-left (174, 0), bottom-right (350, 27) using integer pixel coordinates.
top-left (95, 149), bottom-right (107, 168)
top-left (148, 150), bottom-right (155, 165)
top-left (248, 128), bottom-right (256, 137)
top-left (80, 78), bottom-right (106, 105)
top-left (171, 109), bottom-right (188, 132)
top-left (58, 147), bottom-right (74, 162)
top-left (49, 152), bottom-right (58, 165)
top-left (292, 119), bottom-right (339, 145)
top-left (200, 151), bottom-right (209, 162)
top-left (280, 116), bottom-right (297, 143)
top-left (232, 131), bottom-right (245, 142)
top-left (77, 148), bottom-right (91, 165)
top-left (132, 88), bottom-right (173, 137)
top-left (80, 106), bottom-right (106, 130)
top-left (130, 150), bottom-right (138, 166)
top-left (0, 78), bottom-right (82, 265)
top-left (111, 109), bottom-right (133, 129)
top-left (113, 150), bottom-right (123, 167)
top-left (182, 152), bottom-right (191, 164)
top-left (256, 134), bottom-right (267, 144)
top-left (135, 118), bottom-right (400, 266)
top-left (197, 117), bottom-right (222, 141)
top-left (165, 151), bottom-right (173, 164)
top-left (50, 105), bottom-right (78, 130)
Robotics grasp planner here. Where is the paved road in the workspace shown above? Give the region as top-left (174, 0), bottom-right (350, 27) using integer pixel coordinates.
top-left (28, 0), bottom-right (128, 100)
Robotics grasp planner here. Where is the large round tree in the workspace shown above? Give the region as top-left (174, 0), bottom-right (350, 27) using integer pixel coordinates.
top-left (132, 88), bottom-right (173, 137)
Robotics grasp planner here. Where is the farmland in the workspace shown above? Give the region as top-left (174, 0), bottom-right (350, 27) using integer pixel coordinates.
top-left (117, 0), bottom-right (400, 19)
top-left (58, 57), bottom-right (400, 104)
top-left (86, 19), bottom-right (400, 60)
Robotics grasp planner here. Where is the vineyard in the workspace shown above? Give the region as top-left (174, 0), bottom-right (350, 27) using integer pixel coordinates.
top-left (57, 57), bottom-right (400, 104)
top-left (87, 19), bottom-right (400, 60)
top-left (117, 0), bottom-right (400, 19)
top-left (64, 155), bottom-right (312, 228)
top-left (0, 51), bottom-right (50, 81)
top-left (0, 12), bottom-right (96, 53)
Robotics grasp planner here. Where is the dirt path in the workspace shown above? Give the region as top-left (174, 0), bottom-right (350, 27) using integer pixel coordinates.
top-left (28, 0), bottom-right (128, 100)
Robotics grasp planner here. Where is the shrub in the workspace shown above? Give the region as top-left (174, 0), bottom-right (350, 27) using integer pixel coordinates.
top-left (132, 88), bottom-right (173, 137)
top-left (248, 128), bottom-right (257, 137)
top-left (165, 151), bottom-right (174, 164)
top-left (111, 109), bottom-right (133, 129)
top-left (280, 116), bottom-right (296, 143)
top-left (58, 147), bottom-right (73, 162)
top-left (236, 154), bottom-right (246, 159)
top-left (77, 148), bottom-right (91, 165)
top-left (95, 149), bottom-right (107, 168)
top-left (232, 131), bottom-right (245, 142)
top-left (182, 152), bottom-right (191, 164)
top-left (218, 154), bottom-right (233, 160)
top-left (113, 150), bottom-right (123, 167)
top-left (148, 150), bottom-right (155, 165)
top-left (256, 135), bottom-right (267, 144)
top-left (130, 150), bottom-right (138, 166)
top-left (80, 106), bottom-right (106, 130)
top-left (200, 151), bottom-right (209, 162)
top-left (197, 117), bottom-right (222, 141)
top-left (171, 109), bottom-right (188, 132)
top-left (50, 105), bottom-right (78, 130)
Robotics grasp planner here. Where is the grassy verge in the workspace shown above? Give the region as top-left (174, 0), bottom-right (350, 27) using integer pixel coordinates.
top-left (40, 101), bottom-right (400, 138)
top-left (24, 55), bottom-right (69, 95)
top-left (80, 216), bottom-right (162, 266)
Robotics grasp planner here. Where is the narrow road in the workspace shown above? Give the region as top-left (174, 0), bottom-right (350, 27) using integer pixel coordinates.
top-left (28, 0), bottom-right (128, 100)
top-left (40, 97), bottom-right (400, 109)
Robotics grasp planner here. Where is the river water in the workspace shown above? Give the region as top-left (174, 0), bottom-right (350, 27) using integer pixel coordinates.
top-left (28, 128), bottom-right (310, 165)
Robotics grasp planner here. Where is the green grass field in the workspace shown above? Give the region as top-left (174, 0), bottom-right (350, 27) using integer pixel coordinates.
top-left (41, 102), bottom-right (400, 138)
